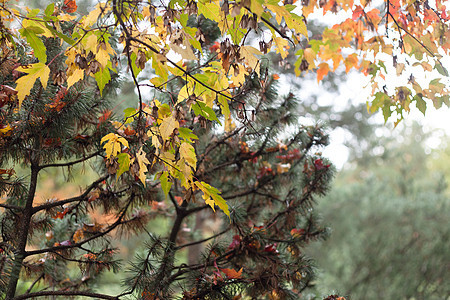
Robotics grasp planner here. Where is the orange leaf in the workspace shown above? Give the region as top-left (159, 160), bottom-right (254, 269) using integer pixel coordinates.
top-left (221, 268), bottom-right (243, 279)
top-left (352, 5), bottom-right (364, 20)
top-left (344, 54), bottom-right (358, 73)
top-left (272, 74), bottom-right (280, 80)
top-left (316, 63), bottom-right (330, 82)
top-left (63, 0), bottom-right (78, 13)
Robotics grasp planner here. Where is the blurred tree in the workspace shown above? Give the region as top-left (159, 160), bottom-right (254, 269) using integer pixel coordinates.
top-left (308, 123), bottom-right (450, 299)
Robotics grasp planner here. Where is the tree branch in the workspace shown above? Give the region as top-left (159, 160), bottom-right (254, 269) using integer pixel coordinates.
top-left (38, 151), bottom-right (101, 170)
top-left (13, 290), bottom-right (118, 300)
top-left (31, 175), bottom-right (109, 213)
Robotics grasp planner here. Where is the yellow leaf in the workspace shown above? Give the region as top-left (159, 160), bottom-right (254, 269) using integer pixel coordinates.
top-left (67, 68), bottom-right (84, 89)
top-left (180, 142), bottom-right (197, 168)
top-left (224, 115), bottom-right (236, 132)
top-left (58, 13), bottom-right (77, 22)
top-left (195, 181), bottom-right (230, 216)
top-left (273, 37), bottom-right (289, 59)
top-left (100, 133), bottom-right (129, 159)
top-left (82, 3), bottom-right (110, 27)
top-left (160, 114), bottom-right (179, 141)
top-left (240, 46), bottom-right (262, 73)
top-left (83, 33), bottom-right (98, 52)
top-left (15, 63), bottom-right (50, 107)
top-left (175, 158), bottom-right (193, 189)
top-left (136, 147), bottom-right (150, 185)
top-left (95, 43), bottom-right (115, 68)
top-left (177, 82), bottom-right (192, 104)
top-left (0, 125), bottom-right (12, 135)
top-left (230, 64), bottom-right (247, 87)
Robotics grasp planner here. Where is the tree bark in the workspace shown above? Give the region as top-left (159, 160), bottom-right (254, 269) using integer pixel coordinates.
top-left (5, 162), bottom-right (39, 299)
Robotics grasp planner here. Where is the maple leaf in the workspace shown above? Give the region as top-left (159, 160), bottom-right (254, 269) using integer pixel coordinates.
top-left (159, 171), bottom-right (172, 198)
top-left (316, 63), bottom-right (330, 82)
top-left (15, 63), bottom-right (50, 107)
top-left (136, 147), bottom-right (150, 185)
top-left (220, 268), bottom-right (243, 279)
top-left (273, 37), bottom-right (290, 59)
top-left (62, 0), bottom-right (77, 13)
top-left (67, 68), bottom-right (84, 89)
top-left (195, 181), bottom-right (230, 217)
top-left (116, 153), bottom-right (130, 179)
top-left (240, 46), bottom-right (262, 73)
top-left (19, 26), bottom-right (47, 63)
top-left (180, 142), bottom-right (197, 168)
top-left (160, 115), bottom-right (179, 141)
top-left (100, 133), bottom-right (129, 159)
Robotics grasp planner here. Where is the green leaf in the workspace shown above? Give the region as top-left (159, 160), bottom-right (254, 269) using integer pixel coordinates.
top-left (116, 153), bottom-right (130, 179)
top-left (160, 172), bottom-right (172, 199)
top-left (198, 1), bottom-right (220, 21)
top-left (192, 101), bottom-right (221, 124)
top-left (435, 63), bottom-right (449, 77)
top-left (123, 107), bottom-right (137, 124)
top-left (217, 94), bottom-right (230, 119)
top-left (382, 104), bottom-right (392, 123)
top-left (44, 3), bottom-right (55, 16)
top-left (94, 67), bottom-right (111, 96)
top-left (414, 94), bottom-right (426, 115)
top-left (27, 9), bottom-right (40, 18)
top-left (44, 24), bottom-right (75, 45)
top-left (20, 27), bottom-right (47, 62)
top-left (178, 127), bottom-right (198, 143)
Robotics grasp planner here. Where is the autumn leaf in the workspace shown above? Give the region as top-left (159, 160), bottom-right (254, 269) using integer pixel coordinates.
top-left (62, 0), bottom-right (77, 13)
top-left (67, 68), bottom-right (84, 89)
top-left (221, 268), bottom-right (243, 279)
top-left (160, 114), bottom-right (179, 141)
top-left (15, 63), bottom-right (50, 107)
top-left (273, 37), bottom-right (289, 59)
top-left (195, 181), bottom-right (230, 217)
top-left (136, 147), bottom-right (150, 185)
top-left (180, 142), bottom-right (197, 168)
top-left (316, 63), bottom-right (330, 82)
top-left (100, 133), bottom-right (129, 159)
top-left (240, 46), bottom-right (262, 73)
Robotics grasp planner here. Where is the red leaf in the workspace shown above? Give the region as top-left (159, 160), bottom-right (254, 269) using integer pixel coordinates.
top-left (63, 0), bottom-right (78, 13)
top-left (352, 6), bottom-right (364, 20)
top-left (314, 158), bottom-right (330, 170)
top-left (228, 235), bottom-right (241, 250)
top-left (98, 110), bottom-right (112, 127)
top-left (209, 42), bottom-right (220, 53)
